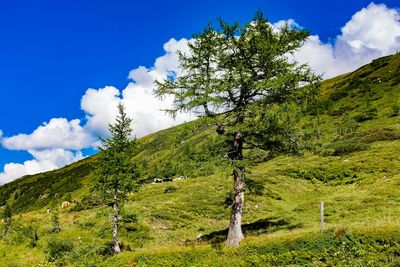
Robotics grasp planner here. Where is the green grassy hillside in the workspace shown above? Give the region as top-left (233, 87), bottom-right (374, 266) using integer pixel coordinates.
top-left (1, 53), bottom-right (400, 266)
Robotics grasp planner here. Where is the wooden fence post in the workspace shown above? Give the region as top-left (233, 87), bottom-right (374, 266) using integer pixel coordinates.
top-left (320, 201), bottom-right (324, 232)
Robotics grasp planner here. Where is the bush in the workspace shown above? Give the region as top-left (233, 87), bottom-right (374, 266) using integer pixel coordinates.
top-left (70, 193), bottom-right (103, 211)
top-left (353, 108), bottom-right (377, 122)
top-left (330, 87), bottom-right (348, 101)
top-left (323, 138), bottom-right (369, 156)
top-left (122, 211), bottom-right (139, 230)
top-left (46, 237), bottom-right (74, 262)
top-left (361, 128), bottom-right (400, 143)
top-left (353, 95), bottom-right (378, 122)
top-left (334, 227), bottom-right (347, 238)
top-left (284, 167), bottom-right (358, 183)
top-left (390, 102), bottom-right (400, 117)
top-left (370, 56), bottom-right (390, 70)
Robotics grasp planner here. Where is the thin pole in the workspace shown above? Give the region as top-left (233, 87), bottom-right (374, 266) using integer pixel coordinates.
top-left (320, 201), bottom-right (324, 232)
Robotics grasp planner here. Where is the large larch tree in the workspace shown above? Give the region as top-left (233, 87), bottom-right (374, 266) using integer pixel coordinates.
top-left (155, 11), bottom-right (320, 245)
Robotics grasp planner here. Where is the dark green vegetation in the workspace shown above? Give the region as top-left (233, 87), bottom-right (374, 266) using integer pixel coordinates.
top-left (0, 53), bottom-right (400, 266)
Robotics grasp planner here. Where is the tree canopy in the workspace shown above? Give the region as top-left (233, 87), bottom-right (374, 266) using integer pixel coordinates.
top-left (156, 11), bottom-right (321, 245)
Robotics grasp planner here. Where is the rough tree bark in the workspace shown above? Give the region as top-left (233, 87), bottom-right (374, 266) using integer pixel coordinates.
top-left (203, 103), bottom-right (212, 117)
top-left (112, 190), bottom-right (121, 253)
top-left (227, 132), bottom-right (245, 245)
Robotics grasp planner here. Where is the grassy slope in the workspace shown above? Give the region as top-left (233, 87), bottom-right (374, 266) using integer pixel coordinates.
top-left (1, 53), bottom-right (400, 266)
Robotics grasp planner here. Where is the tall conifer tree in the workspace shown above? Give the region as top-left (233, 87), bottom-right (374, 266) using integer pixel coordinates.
top-left (156, 11), bottom-right (320, 245)
top-left (95, 103), bottom-right (140, 253)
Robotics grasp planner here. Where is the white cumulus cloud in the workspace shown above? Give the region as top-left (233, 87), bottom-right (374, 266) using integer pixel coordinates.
top-left (339, 3), bottom-right (400, 55)
top-left (81, 38), bottom-right (195, 138)
top-left (0, 118), bottom-right (90, 184)
top-left (2, 118), bottom-right (93, 151)
top-left (81, 86), bottom-right (121, 136)
top-left (0, 149), bottom-right (83, 185)
top-left (293, 2), bottom-right (400, 78)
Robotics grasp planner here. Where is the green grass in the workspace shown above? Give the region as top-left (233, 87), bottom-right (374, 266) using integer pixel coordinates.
top-left (0, 53), bottom-right (400, 266)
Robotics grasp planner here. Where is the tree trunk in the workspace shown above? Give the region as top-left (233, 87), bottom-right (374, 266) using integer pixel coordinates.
top-left (112, 191), bottom-right (121, 254)
top-left (203, 103), bottom-right (212, 117)
top-left (227, 132), bottom-right (245, 245)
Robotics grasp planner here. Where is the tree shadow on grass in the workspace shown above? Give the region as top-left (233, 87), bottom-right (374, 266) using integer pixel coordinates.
top-left (197, 217), bottom-right (301, 245)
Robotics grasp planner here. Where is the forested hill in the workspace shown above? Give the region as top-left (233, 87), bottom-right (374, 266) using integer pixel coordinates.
top-left (1, 53), bottom-right (400, 212)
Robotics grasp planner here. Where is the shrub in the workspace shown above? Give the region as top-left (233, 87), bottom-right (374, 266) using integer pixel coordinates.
top-left (284, 167), bottom-right (358, 183)
top-left (353, 108), bottom-right (377, 122)
top-left (334, 227), bottom-right (347, 238)
top-left (323, 138), bottom-right (369, 156)
top-left (70, 193), bottom-right (103, 211)
top-left (361, 128), bottom-right (400, 143)
top-left (46, 237), bottom-right (74, 262)
top-left (370, 56), bottom-right (390, 70)
top-left (390, 102), bottom-right (400, 117)
top-left (353, 94), bottom-right (378, 122)
top-left (330, 87), bottom-right (348, 101)
top-left (245, 178), bottom-right (264, 196)
top-left (122, 211), bottom-right (139, 231)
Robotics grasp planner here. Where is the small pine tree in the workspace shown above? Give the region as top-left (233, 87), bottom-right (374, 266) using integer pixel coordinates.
top-left (95, 103), bottom-right (140, 254)
top-left (29, 224), bottom-right (39, 247)
top-left (51, 210), bottom-right (61, 233)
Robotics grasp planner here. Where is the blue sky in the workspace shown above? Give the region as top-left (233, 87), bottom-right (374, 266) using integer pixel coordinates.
top-left (0, 0), bottom-right (399, 184)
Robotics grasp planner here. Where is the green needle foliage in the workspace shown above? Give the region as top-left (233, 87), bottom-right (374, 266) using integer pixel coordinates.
top-left (95, 103), bottom-right (140, 254)
top-left (155, 10), bottom-right (320, 245)
top-left (155, 23), bottom-right (222, 117)
top-left (51, 210), bottom-right (61, 233)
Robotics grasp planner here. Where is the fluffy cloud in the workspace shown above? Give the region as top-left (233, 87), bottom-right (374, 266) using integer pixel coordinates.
top-left (81, 38), bottom-right (195, 138)
top-left (294, 3), bottom-right (400, 78)
top-left (339, 3), bottom-right (400, 55)
top-left (149, 38), bottom-right (191, 80)
top-left (0, 118), bottom-right (90, 184)
top-left (81, 86), bottom-right (121, 136)
top-left (0, 149), bottom-right (83, 185)
top-left (2, 118), bottom-right (93, 151)
top-left (293, 35), bottom-right (350, 78)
